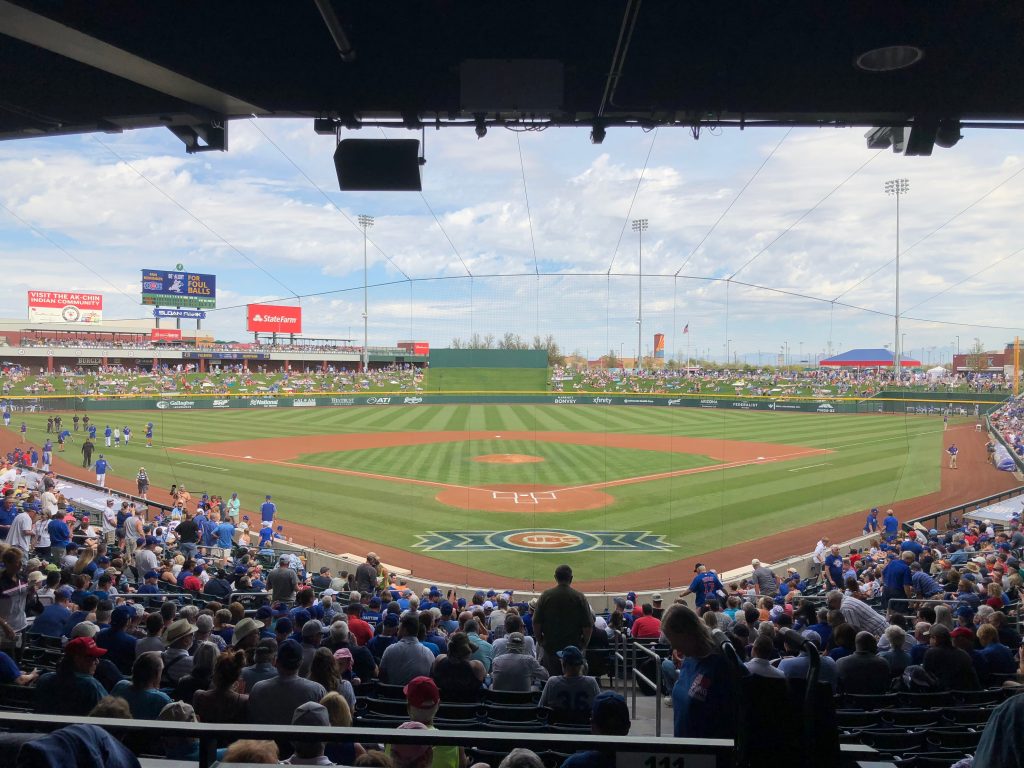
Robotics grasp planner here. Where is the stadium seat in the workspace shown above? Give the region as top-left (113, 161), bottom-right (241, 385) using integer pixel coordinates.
top-left (941, 706), bottom-right (994, 726)
top-left (436, 702), bottom-right (484, 720)
top-left (880, 708), bottom-right (943, 728)
top-left (898, 691), bottom-right (954, 709)
top-left (835, 709), bottom-right (883, 729)
top-left (483, 720), bottom-right (547, 732)
top-left (483, 689), bottom-right (540, 706)
top-left (23, 634), bottom-right (61, 650)
top-left (354, 714), bottom-right (406, 729)
top-left (843, 692), bottom-right (899, 710)
top-left (925, 728), bottom-right (983, 751)
top-left (485, 704), bottom-right (548, 723)
top-left (352, 681), bottom-right (376, 698)
top-left (858, 730), bottom-right (927, 753)
top-left (360, 698), bottom-right (409, 718)
top-left (374, 682), bottom-right (408, 700)
top-left (951, 688), bottom-right (1002, 706)
top-left (0, 684), bottom-right (34, 712)
top-left (547, 722), bottom-right (592, 735)
top-left (434, 716), bottom-right (482, 730)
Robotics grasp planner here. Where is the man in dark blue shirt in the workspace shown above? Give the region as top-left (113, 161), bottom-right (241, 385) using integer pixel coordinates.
top-left (882, 551), bottom-right (915, 609)
top-left (882, 510), bottom-right (900, 540)
top-left (681, 564), bottom-right (725, 609)
top-left (95, 606), bottom-right (137, 673)
top-left (31, 588), bottom-right (74, 637)
top-left (823, 545), bottom-right (845, 589)
top-left (260, 495), bottom-right (276, 524)
top-left (900, 531), bottom-right (924, 559)
top-left (863, 507), bottom-right (880, 534)
top-left (910, 563), bottom-right (944, 597)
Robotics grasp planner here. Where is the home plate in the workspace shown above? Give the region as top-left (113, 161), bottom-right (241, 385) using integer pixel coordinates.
top-left (757, 456), bottom-right (765, 460)
top-left (244, 455), bottom-right (253, 459)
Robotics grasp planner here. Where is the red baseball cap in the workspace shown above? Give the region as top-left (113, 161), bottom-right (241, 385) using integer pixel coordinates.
top-left (950, 627), bottom-right (975, 640)
top-left (403, 676), bottom-right (440, 709)
top-left (65, 637), bottom-right (107, 658)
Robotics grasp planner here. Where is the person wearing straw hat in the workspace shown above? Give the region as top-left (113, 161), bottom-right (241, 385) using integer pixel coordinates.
top-left (160, 618), bottom-right (197, 685)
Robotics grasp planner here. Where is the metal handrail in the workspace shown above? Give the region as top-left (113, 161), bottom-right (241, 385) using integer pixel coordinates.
top-left (632, 641), bottom-right (666, 736)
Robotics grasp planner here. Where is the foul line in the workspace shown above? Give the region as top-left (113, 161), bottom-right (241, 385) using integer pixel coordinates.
top-left (788, 462), bottom-right (831, 472)
top-left (549, 447), bottom-right (832, 493)
top-left (172, 446), bottom-right (477, 491)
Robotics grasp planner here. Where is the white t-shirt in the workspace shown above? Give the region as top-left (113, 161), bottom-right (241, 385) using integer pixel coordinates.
top-left (5, 511), bottom-right (34, 551)
top-left (102, 507), bottom-right (117, 533)
top-left (41, 491), bottom-right (58, 517)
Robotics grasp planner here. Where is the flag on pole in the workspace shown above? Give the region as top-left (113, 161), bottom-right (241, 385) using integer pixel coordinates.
top-left (683, 324), bottom-right (689, 334)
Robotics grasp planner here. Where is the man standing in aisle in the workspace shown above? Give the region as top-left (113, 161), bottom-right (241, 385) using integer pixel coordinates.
top-left (533, 564), bottom-right (593, 676)
top-left (94, 454), bottom-right (110, 488)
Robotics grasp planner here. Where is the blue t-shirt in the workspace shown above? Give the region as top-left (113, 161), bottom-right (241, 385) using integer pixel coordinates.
top-left (883, 515), bottom-right (899, 535)
top-left (865, 514), bottom-right (878, 531)
top-left (94, 459), bottom-right (108, 474)
top-left (258, 527), bottom-right (274, 547)
top-left (0, 651), bottom-right (21, 683)
top-left (824, 553), bottom-right (844, 586)
top-left (900, 540), bottom-right (924, 558)
top-left (216, 521), bottom-right (235, 548)
top-left (32, 604), bottom-right (72, 638)
top-left (260, 500), bottom-right (276, 522)
top-left (47, 518), bottom-right (71, 547)
top-left (672, 652), bottom-right (736, 739)
top-left (687, 572), bottom-right (724, 607)
top-left (882, 559), bottom-right (913, 597)
top-left (111, 680), bottom-right (172, 720)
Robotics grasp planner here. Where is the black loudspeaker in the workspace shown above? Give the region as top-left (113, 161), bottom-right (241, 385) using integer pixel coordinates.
top-left (333, 139), bottom-right (422, 191)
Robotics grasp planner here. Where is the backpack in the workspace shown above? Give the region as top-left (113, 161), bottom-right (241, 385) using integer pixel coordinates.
top-left (898, 664), bottom-right (941, 693)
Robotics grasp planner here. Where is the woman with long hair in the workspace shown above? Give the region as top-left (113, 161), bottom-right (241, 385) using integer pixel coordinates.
top-left (308, 646), bottom-right (356, 710)
top-left (661, 604), bottom-right (736, 740)
top-left (430, 631), bottom-right (485, 702)
top-left (193, 648), bottom-right (249, 722)
top-left (173, 640), bottom-right (217, 703)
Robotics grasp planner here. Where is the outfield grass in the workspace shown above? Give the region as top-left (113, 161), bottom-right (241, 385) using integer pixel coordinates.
top-left (420, 368), bottom-right (549, 392)
top-left (6, 404), bottom-right (949, 582)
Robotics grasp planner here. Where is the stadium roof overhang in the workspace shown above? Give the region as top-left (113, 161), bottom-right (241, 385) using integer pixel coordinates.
top-left (821, 359), bottom-right (922, 368)
top-left (2, 1), bottom-right (1024, 158)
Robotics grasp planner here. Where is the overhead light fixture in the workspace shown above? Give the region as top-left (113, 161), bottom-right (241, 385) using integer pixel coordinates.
top-left (590, 123), bottom-right (606, 145)
top-left (474, 114), bottom-right (487, 139)
top-left (313, 118), bottom-right (337, 135)
top-left (855, 45), bottom-right (924, 72)
top-left (905, 118), bottom-right (938, 156)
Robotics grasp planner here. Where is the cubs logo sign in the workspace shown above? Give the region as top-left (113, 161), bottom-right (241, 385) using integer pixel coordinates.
top-left (414, 529), bottom-right (676, 553)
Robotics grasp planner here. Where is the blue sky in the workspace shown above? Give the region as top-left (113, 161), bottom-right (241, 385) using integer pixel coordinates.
top-left (1, 119), bottom-right (1022, 364)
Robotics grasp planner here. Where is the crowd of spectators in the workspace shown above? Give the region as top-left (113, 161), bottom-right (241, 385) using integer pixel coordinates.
top-left (1, 453), bottom-right (1024, 764)
top-left (989, 393), bottom-right (1024, 459)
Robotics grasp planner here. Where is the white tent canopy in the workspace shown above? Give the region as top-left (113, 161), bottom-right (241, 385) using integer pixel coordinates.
top-left (926, 366), bottom-right (949, 379)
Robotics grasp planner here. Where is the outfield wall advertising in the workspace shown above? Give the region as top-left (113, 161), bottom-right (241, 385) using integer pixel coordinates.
top-left (71, 393), bottom-right (866, 412)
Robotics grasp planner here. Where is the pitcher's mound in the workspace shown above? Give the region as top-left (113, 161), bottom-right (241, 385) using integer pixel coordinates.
top-left (472, 454), bottom-right (544, 464)
top-left (436, 483), bottom-right (613, 513)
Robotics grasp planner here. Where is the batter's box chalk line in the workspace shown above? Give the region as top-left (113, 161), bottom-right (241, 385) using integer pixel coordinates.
top-left (491, 491), bottom-right (559, 503)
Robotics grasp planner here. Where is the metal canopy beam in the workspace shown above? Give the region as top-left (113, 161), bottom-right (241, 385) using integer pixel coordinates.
top-left (0, 0), bottom-right (267, 117)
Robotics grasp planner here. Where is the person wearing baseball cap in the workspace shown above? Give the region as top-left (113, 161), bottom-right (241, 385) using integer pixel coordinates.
top-left (393, 676), bottom-right (464, 768)
top-left (922, 623), bottom-right (981, 691)
top-left (32, 636), bottom-right (108, 715)
top-left (539, 645), bottom-right (600, 722)
top-left (388, 720), bottom-right (434, 768)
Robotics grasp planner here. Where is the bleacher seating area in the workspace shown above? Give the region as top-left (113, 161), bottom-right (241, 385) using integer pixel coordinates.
top-left (1, 462), bottom-right (1023, 767)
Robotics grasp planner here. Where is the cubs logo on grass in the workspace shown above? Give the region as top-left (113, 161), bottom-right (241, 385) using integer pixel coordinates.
top-left (414, 529), bottom-right (676, 553)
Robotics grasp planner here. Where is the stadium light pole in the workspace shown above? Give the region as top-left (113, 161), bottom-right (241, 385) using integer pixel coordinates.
top-left (358, 214), bottom-right (374, 373)
top-left (632, 219), bottom-right (648, 369)
top-left (885, 178), bottom-right (909, 383)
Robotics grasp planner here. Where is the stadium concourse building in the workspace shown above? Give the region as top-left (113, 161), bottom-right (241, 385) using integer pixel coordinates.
top-left (0, 317), bottom-right (427, 372)
top-left (819, 347), bottom-right (922, 368)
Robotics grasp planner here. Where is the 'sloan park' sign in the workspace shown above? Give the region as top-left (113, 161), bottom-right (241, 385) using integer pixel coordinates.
top-left (414, 528), bottom-right (676, 553)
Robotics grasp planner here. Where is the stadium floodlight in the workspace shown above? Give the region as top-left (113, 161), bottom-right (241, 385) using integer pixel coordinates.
top-left (884, 179), bottom-right (909, 380)
top-left (632, 219), bottom-right (648, 369)
top-left (590, 122), bottom-right (606, 145)
top-left (358, 214), bottom-right (375, 373)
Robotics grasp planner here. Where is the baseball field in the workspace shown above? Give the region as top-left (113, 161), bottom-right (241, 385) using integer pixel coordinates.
top-left (6, 400), bottom-right (985, 589)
